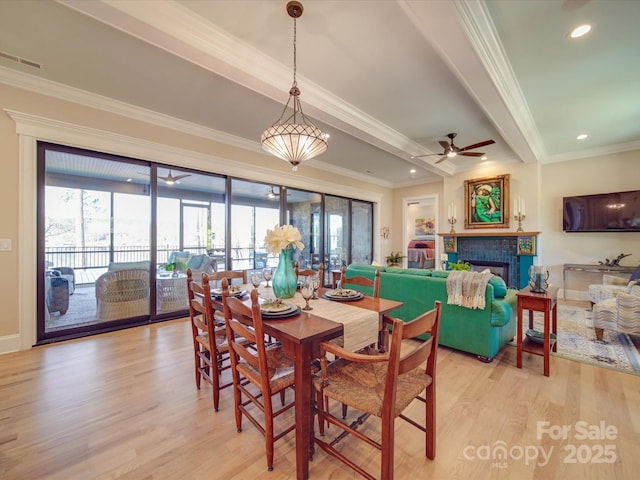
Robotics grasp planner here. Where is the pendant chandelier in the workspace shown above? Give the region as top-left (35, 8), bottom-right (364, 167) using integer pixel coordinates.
top-left (261, 1), bottom-right (328, 171)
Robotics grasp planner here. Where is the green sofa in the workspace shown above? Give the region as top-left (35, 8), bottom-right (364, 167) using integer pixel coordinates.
top-left (343, 265), bottom-right (517, 361)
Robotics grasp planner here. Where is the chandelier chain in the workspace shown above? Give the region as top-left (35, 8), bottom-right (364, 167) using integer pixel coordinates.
top-left (292, 16), bottom-right (297, 87)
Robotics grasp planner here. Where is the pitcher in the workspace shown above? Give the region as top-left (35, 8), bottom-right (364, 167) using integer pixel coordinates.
top-left (529, 265), bottom-right (549, 293)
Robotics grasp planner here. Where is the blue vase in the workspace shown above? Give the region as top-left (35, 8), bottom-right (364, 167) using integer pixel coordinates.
top-left (272, 246), bottom-right (297, 299)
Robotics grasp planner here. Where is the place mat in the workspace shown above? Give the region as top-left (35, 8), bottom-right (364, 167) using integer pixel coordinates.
top-left (283, 292), bottom-right (378, 352)
top-left (323, 288), bottom-right (364, 302)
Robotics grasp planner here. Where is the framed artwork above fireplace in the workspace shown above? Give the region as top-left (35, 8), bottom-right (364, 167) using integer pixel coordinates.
top-left (464, 174), bottom-right (510, 229)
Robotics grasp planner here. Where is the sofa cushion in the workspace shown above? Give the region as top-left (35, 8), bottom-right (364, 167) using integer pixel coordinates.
top-left (389, 268), bottom-right (432, 276)
top-left (109, 261), bottom-right (151, 271)
top-left (168, 251), bottom-right (190, 264)
top-left (488, 276), bottom-right (508, 298)
top-left (430, 270), bottom-right (449, 278)
top-left (186, 254), bottom-right (210, 271)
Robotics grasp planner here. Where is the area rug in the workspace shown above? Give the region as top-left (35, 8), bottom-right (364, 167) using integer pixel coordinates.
top-left (530, 304), bottom-right (640, 376)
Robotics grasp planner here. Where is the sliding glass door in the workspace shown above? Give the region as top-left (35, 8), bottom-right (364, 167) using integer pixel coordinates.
top-left (39, 143), bottom-right (151, 342)
top-left (38, 142), bottom-right (374, 344)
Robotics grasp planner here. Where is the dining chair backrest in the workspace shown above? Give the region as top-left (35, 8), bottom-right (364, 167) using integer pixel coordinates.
top-left (340, 266), bottom-right (380, 298)
top-left (221, 278), bottom-right (296, 471)
top-left (208, 270), bottom-right (247, 287)
top-left (295, 262), bottom-right (323, 286)
top-left (186, 270), bottom-right (233, 411)
top-left (223, 285), bottom-right (264, 386)
top-left (313, 300), bottom-right (442, 479)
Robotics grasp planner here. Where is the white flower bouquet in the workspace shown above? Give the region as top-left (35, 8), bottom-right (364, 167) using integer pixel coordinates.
top-left (264, 224), bottom-right (305, 256)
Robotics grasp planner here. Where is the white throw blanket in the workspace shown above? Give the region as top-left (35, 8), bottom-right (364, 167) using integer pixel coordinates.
top-left (446, 270), bottom-right (494, 309)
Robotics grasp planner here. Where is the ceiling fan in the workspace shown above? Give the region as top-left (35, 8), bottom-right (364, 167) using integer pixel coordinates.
top-left (159, 170), bottom-right (191, 185)
top-left (265, 186), bottom-right (290, 199)
top-left (266, 186), bottom-right (281, 199)
top-left (413, 133), bottom-right (495, 164)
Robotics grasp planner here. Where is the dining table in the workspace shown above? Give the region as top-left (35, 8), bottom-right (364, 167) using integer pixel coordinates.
top-left (211, 284), bottom-right (403, 480)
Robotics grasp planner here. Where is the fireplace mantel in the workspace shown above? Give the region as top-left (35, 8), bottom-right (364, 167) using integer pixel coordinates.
top-left (437, 232), bottom-right (540, 238)
top-left (438, 232), bottom-right (540, 289)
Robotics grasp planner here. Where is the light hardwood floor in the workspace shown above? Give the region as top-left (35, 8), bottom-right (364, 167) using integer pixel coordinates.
top-left (1, 317), bottom-right (639, 479)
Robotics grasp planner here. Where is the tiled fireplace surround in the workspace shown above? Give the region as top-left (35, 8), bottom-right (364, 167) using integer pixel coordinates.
top-left (445, 234), bottom-right (537, 289)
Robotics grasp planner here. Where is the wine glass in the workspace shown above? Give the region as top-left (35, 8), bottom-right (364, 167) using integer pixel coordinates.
top-left (311, 274), bottom-right (320, 300)
top-left (300, 282), bottom-right (314, 311)
top-left (250, 273), bottom-right (262, 291)
top-left (262, 267), bottom-right (272, 288)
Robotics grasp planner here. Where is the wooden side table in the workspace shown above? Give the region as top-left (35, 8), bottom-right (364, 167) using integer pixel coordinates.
top-left (516, 285), bottom-right (559, 377)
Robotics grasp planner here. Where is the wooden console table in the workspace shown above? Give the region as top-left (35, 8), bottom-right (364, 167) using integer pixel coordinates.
top-left (516, 285), bottom-right (558, 377)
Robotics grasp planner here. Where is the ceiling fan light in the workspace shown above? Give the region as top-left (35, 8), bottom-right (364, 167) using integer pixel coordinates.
top-left (570, 24), bottom-right (591, 38)
top-left (447, 151), bottom-right (457, 158)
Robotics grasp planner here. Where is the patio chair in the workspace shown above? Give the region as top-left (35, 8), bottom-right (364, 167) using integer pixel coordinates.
top-left (95, 268), bottom-right (150, 321)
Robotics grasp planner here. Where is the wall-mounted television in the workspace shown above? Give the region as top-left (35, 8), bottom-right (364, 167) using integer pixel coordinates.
top-left (563, 190), bottom-right (640, 232)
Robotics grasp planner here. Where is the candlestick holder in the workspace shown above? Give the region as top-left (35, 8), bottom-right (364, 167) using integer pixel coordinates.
top-left (514, 213), bottom-right (525, 232)
top-left (448, 216), bottom-right (457, 234)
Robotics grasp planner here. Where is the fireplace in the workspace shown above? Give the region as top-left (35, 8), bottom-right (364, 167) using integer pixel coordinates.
top-left (463, 259), bottom-right (510, 283)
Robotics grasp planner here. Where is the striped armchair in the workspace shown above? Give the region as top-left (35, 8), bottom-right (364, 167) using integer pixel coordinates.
top-left (592, 284), bottom-right (640, 341)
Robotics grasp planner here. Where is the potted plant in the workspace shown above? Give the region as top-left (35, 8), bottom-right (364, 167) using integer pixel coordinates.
top-left (163, 259), bottom-right (187, 277)
top-left (385, 251), bottom-right (405, 267)
top-left (448, 260), bottom-right (471, 271)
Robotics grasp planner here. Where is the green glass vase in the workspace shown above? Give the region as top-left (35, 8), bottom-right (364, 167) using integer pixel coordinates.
top-left (272, 246), bottom-right (297, 299)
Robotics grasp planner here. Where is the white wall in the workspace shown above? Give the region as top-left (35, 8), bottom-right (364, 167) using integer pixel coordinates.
top-left (394, 151), bottom-right (640, 294)
top-left (541, 151), bottom-right (640, 289)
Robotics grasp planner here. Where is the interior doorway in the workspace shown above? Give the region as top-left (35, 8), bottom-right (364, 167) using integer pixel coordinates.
top-left (402, 195), bottom-right (440, 270)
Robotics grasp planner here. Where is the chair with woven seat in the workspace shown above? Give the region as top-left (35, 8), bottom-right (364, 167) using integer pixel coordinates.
top-left (313, 301), bottom-right (442, 480)
top-left (340, 265), bottom-right (380, 298)
top-left (187, 272), bottom-right (237, 411)
top-left (222, 283), bottom-right (296, 472)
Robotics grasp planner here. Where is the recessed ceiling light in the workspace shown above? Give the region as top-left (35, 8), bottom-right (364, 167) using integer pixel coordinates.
top-left (409, 168), bottom-right (416, 174)
top-left (126, 178), bottom-right (133, 182)
top-left (576, 134), bottom-right (588, 140)
top-left (570, 24), bottom-right (591, 38)
top-left (481, 156), bottom-right (488, 161)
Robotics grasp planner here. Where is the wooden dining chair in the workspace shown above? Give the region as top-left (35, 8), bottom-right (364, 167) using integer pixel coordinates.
top-left (221, 281), bottom-right (297, 472)
top-left (313, 301), bottom-right (442, 480)
top-left (340, 266), bottom-right (380, 298)
top-left (186, 272), bottom-right (235, 411)
top-left (207, 269), bottom-right (247, 286)
top-left (295, 262), bottom-right (324, 289)
top-left (294, 261), bottom-right (315, 282)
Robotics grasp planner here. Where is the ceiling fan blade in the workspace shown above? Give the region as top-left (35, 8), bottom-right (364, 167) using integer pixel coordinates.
top-left (434, 155), bottom-right (448, 164)
top-left (412, 153), bottom-right (441, 158)
top-left (438, 140), bottom-right (451, 150)
top-left (172, 174), bottom-right (192, 181)
top-left (459, 151), bottom-right (485, 157)
top-left (459, 139), bottom-right (495, 152)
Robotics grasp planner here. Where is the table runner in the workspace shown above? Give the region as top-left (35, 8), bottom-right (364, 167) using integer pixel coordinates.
top-left (258, 287), bottom-right (378, 352)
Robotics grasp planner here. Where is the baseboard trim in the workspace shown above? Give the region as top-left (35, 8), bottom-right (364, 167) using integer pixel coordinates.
top-left (0, 334), bottom-right (23, 355)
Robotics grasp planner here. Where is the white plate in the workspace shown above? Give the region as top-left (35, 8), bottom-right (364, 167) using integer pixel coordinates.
top-left (325, 289), bottom-right (361, 299)
top-left (261, 302), bottom-right (294, 313)
top-left (212, 288), bottom-right (246, 298)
